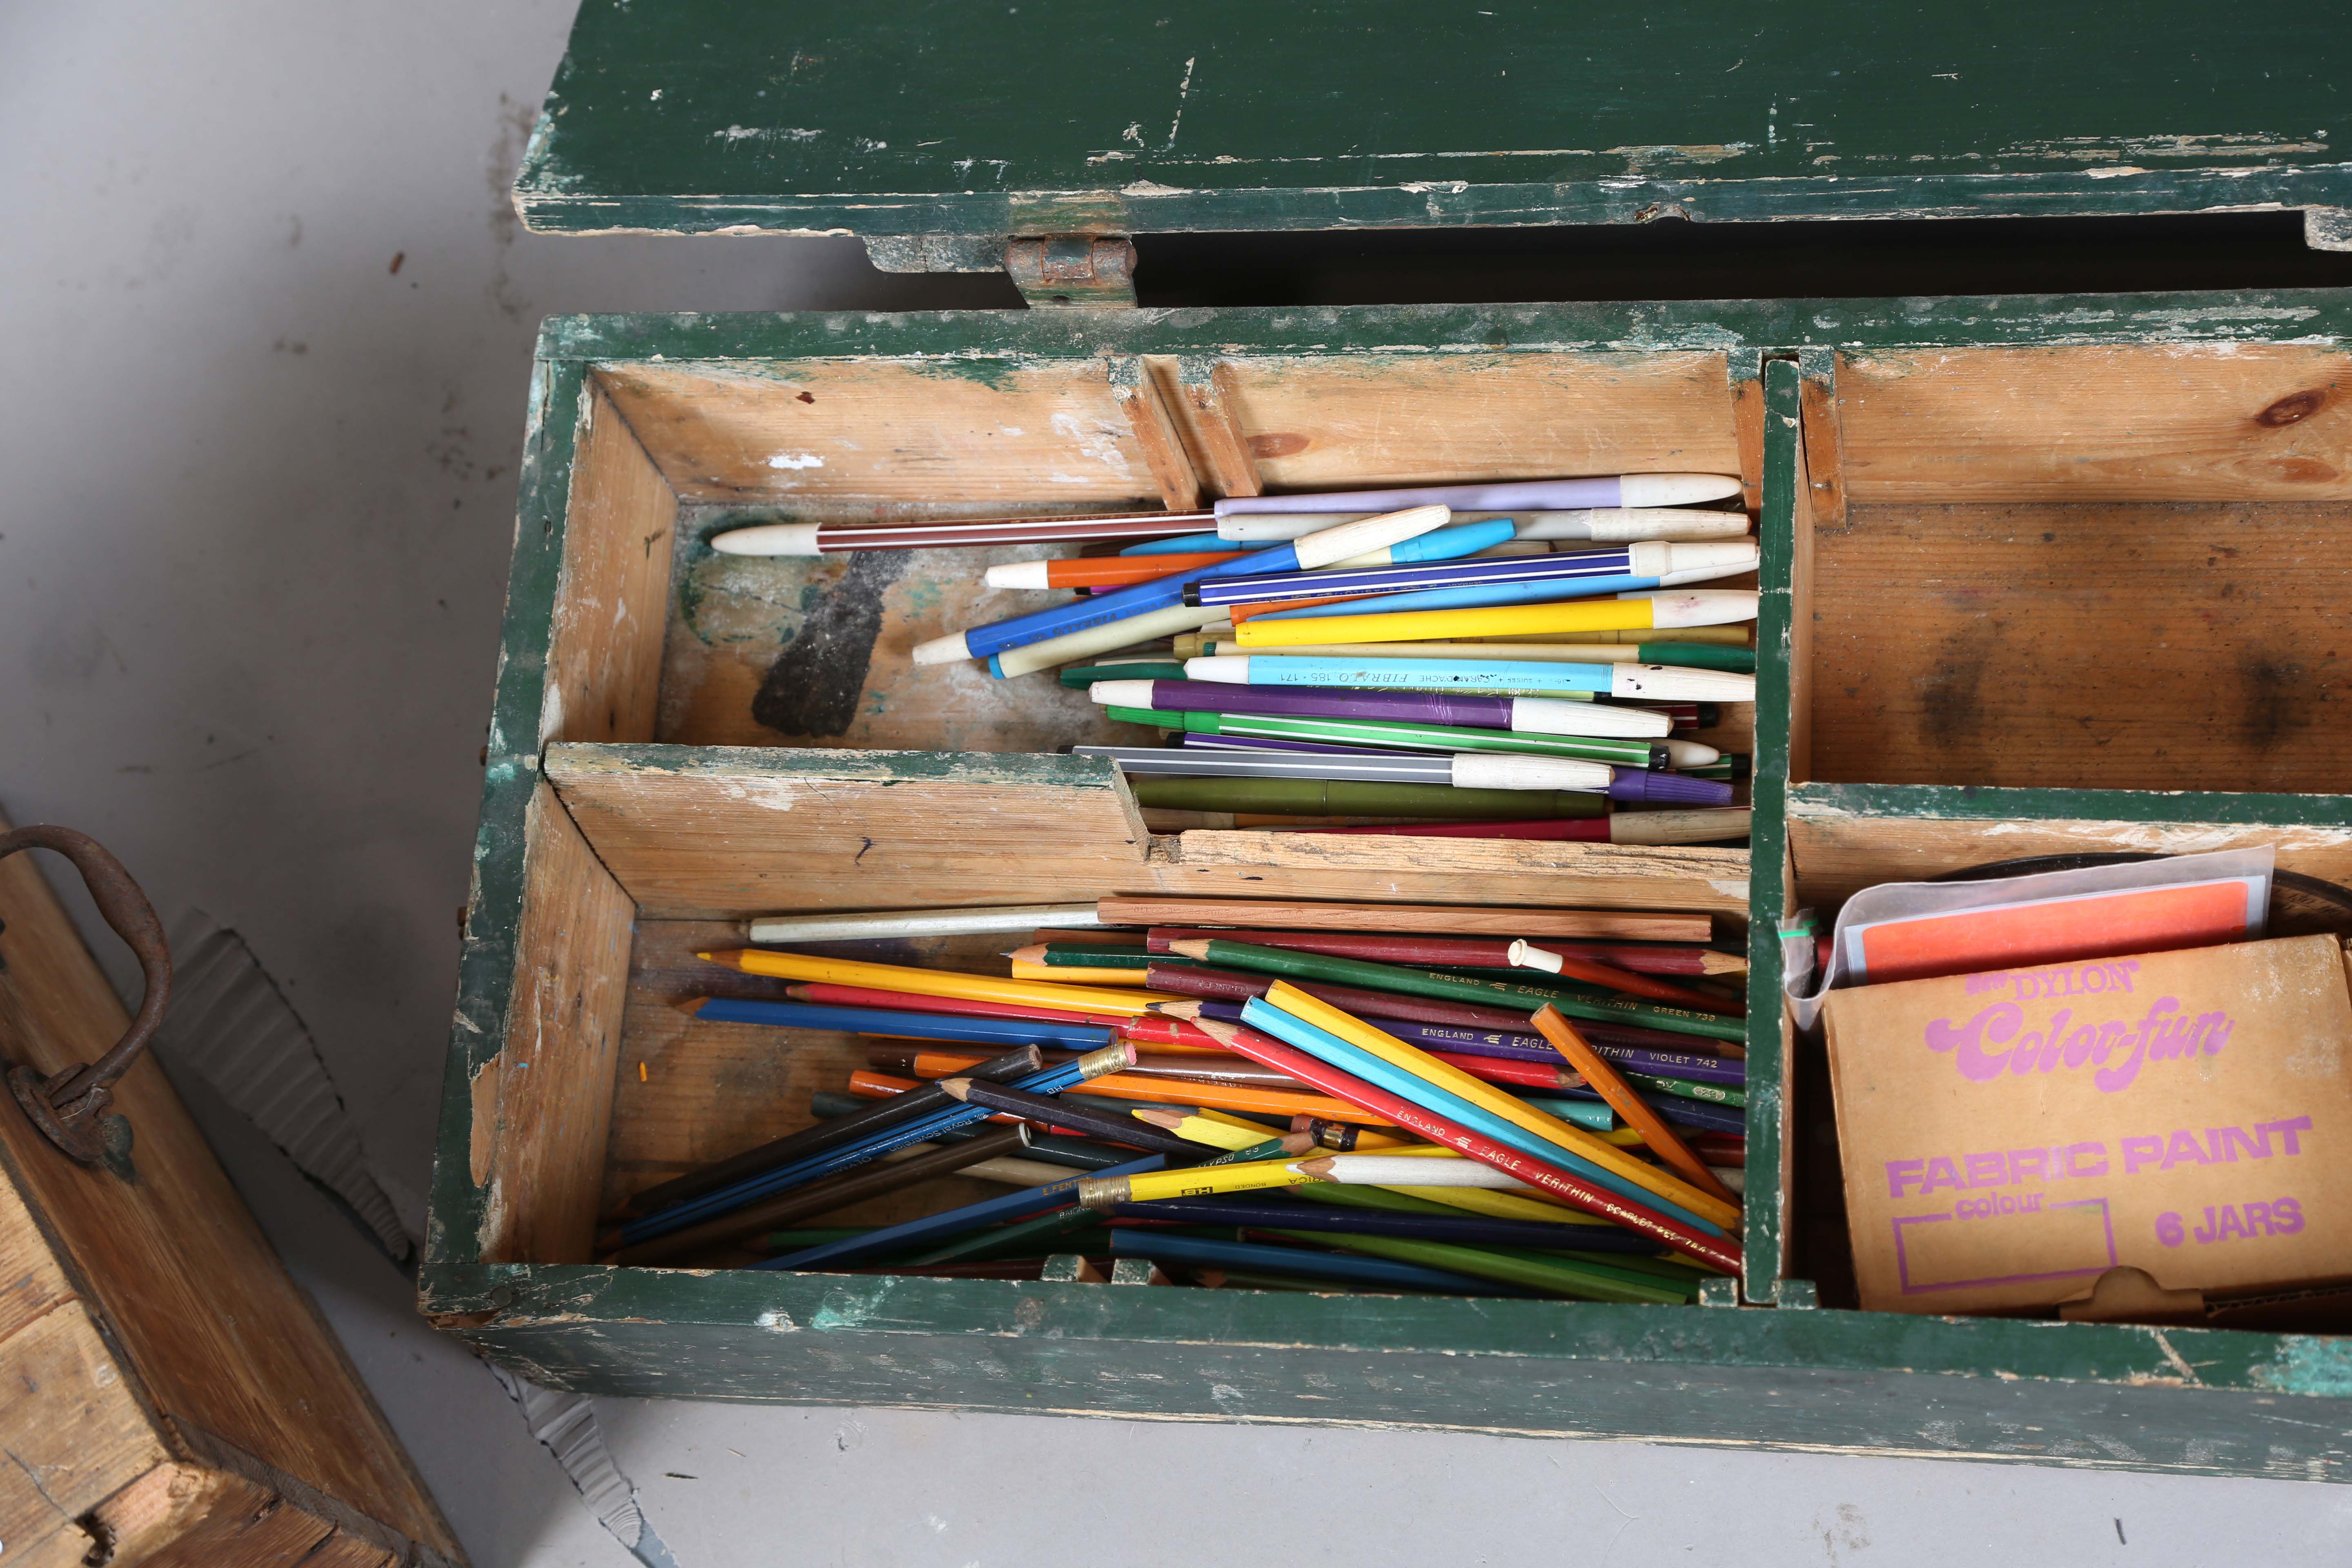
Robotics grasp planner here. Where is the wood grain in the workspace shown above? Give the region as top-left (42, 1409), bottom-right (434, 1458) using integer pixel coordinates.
top-left (1110, 357), bottom-right (1203, 512)
top-left (0, 817), bottom-right (461, 1559)
top-left (546, 745), bottom-right (1153, 916)
top-left (1808, 500), bottom-right (2352, 791)
top-left (1728, 353), bottom-right (1766, 517)
top-left (593, 359), bottom-right (1159, 506)
top-left (1787, 804), bottom-right (2352, 909)
top-left (1836, 345), bottom-right (2352, 502)
top-left (1212, 351), bottom-right (1742, 494)
top-left (1797, 348), bottom-right (1847, 534)
top-left (1123, 841), bottom-right (1747, 919)
top-left (547, 385), bottom-right (677, 746)
top-left (478, 780), bottom-right (636, 1264)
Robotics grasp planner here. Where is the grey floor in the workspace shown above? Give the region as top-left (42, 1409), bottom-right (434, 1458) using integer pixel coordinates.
top-left (4, 2), bottom-right (2352, 1563)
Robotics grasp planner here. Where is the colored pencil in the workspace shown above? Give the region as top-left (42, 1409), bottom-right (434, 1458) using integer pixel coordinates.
top-left (609, 1125), bottom-right (1034, 1267)
top-left (1290, 1179), bottom-right (1614, 1231)
top-left (1500, 940), bottom-right (1742, 1015)
top-left (1132, 1107), bottom-right (1283, 1152)
top-left (1142, 927), bottom-right (1729, 981)
top-left (1296, 812), bottom-right (1752, 844)
top-left (873, 1044), bottom-right (1300, 1093)
top-left (903, 1204), bottom-right (1112, 1266)
top-left (1108, 1232), bottom-right (1547, 1296)
top-left (1111, 898), bottom-right (1704, 942)
top-left (1102, 1198), bottom-right (1664, 1253)
top-left (691, 996), bottom-right (1119, 1050)
top-left (744, 902), bottom-right (1103, 943)
top-left (1012, 943), bottom-right (1159, 970)
top-left (1294, 1153), bottom-right (1558, 1189)
top-left (1260, 1229), bottom-right (1694, 1303)
top-left (1078, 1157), bottom-right (1327, 1205)
top-left (785, 982), bottom-right (1136, 1029)
top-left (1194, 1014), bottom-right (1736, 1271)
top-left (700, 949), bottom-right (1174, 1017)
top-left (1530, 1006), bottom-right (1737, 1207)
top-left (961, 1155), bottom-right (1098, 1187)
top-left (1187, 541), bottom-right (1755, 608)
top-left (1169, 939), bottom-right (1745, 1044)
top-left (1182, 654), bottom-right (1755, 702)
top-left (1162, 731), bottom-right (1729, 774)
top-left (1123, 531), bottom-right (1281, 555)
top-left (1006, 960), bottom-right (1152, 986)
top-left (619, 1044), bottom-right (1136, 1246)
top-left (1292, 1116), bottom-right (1419, 1150)
top-left (1101, 704), bottom-right (1675, 767)
top-left (1160, 978), bottom-right (1734, 1065)
top-left (1234, 589), bottom-right (1758, 648)
top-left (941, 1078), bottom-right (1245, 1154)
top-left (1093, 680), bottom-right (1672, 739)
top-left (745, 1228), bottom-right (874, 1254)
top-left (622, 1043), bottom-right (1045, 1219)
top-left (1242, 992), bottom-right (1732, 1231)
top-left (1125, 776), bottom-right (1608, 820)
top-left (760, 1153), bottom-right (1167, 1271)
top-left (915, 506), bottom-right (1455, 665)
top-left (1524, 1089), bottom-right (1745, 1138)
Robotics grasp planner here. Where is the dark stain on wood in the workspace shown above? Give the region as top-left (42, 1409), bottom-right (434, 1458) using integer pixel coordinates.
top-left (2256, 388), bottom-right (2329, 427)
top-left (2238, 653), bottom-right (2314, 754)
top-left (1918, 625), bottom-right (1992, 751)
top-left (1247, 432), bottom-right (1310, 458)
top-left (750, 550), bottom-right (906, 737)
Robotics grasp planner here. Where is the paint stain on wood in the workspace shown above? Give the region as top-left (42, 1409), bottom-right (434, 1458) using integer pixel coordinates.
top-left (751, 550), bottom-right (907, 737)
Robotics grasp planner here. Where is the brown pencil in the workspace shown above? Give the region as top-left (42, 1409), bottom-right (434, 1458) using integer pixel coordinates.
top-left (1092, 897), bottom-right (1707, 943)
top-left (1528, 1005), bottom-right (1737, 1207)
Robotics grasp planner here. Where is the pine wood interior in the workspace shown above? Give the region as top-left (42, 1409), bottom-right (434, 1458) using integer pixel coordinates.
top-left (1799, 343), bottom-right (2352, 793)
top-left (475, 347), bottom-right (1761, 1268)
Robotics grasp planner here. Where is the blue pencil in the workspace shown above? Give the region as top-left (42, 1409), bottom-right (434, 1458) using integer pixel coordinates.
top-left (760, 1154), bottom-right (1168, 1271)
top-left (1107, 1230), bottom-right (1549, 1295)
top-left (694, 996), bottom-right (1113, 1052)
top-left (1237, 996), bottom-right (1724, 1236)
top-left (912, 512), bottom-right (1494, 664)
top-left (1194, 544), bottom-right (1653, 607)
top-left (619, 1053), bottom-right (1108, 1247)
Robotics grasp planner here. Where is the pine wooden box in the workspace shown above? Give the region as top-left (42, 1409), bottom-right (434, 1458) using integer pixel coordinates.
top-left (425, 297), bottom-right (2352, 1481)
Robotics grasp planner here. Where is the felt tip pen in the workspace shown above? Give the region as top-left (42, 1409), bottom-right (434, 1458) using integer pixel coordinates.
top-left (1187, 540), bottom-right (1757, 609)
top-left (991, 518), bottom-right (1513, 590)
top-left (1090, 679), bottom-right (1670, 739)
top-left (1232, 589), bottom-right (1757, 648)
top-left (1182, 654), bottom-right (1755, 703)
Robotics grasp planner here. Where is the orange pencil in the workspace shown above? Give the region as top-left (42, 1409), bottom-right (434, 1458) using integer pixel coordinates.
top-left (1004, 551), bottom-right (1250, 588)
top-left (1529, 1004), bottom-right (1738, 1206)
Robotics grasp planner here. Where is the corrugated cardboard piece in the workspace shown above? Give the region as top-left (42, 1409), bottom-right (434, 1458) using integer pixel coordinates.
top-left (1824, 934), bottom-right (2352, 1316)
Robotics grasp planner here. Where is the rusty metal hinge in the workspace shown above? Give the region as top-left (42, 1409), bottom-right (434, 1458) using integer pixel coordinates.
top-left (0, 826), bottom-right (169, 1167)
top-left (1004, 236), bottom-right (1138, 306)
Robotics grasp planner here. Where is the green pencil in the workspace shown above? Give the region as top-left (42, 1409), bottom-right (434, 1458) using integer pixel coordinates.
top-left (1165, 937), bottom-right (1746, 1044)
top-left (1265, 1230), bottom-right (1694, 1304)
top-left (1127, 777), bottom-right (1608, 820)
top-left (748, 1227), bottom-right (875, 1253)
top-left (1106, 705), bottom-right (1665, 769)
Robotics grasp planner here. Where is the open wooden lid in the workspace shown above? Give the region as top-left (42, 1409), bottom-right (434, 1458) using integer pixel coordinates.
top-left (516, 3), bottom-right (2352, 258)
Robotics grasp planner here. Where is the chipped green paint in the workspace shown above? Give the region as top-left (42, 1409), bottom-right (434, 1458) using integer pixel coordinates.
top-left (538, 291), bottom-right (2352, 368)
top-left (1790, 782), bottom-right (2352, 831)
top-left (514, 2), bottom-right (2352, 242)
top-left (2259, 1337), bottom-right (2352, 1399)
top-left (546, 741), bottom-right (1130, 791)
top-left (1742, 356), bottom-right (1802, 1305)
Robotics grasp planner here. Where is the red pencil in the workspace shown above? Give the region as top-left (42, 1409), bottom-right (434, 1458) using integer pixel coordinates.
top-left (1143, 927), bottom-right (1745, 980)
top-left (1191, 1017), bottom-right (1739, 1273)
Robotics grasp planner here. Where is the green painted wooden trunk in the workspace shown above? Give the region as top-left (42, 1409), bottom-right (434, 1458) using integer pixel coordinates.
top-left (424, 5), bottom-right (2352, 1480)
top-left (423, 297), bottom-right (2352, 1479)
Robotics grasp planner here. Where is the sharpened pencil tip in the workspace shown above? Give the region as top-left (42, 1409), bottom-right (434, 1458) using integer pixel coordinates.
top-left (1167, 939), bottom-right (1215, 959)
top-left (668, 995), bottom-right (708, 1016)
top-left (938, 1077), bottom-right (973, 1100)
top-left (1190, 1017), bottom-right (1240, 1045)
top-left (1294, 1156), bottom-right (1336, 1177)
top-left (1132, 1107), bottom-right (1185, 1129)
top-left (697, 950), bottom-right (749, 971)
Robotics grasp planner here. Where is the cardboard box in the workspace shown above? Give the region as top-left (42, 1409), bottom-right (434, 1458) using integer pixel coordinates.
top-left (1823, 934), bottom-right (2352, 1316)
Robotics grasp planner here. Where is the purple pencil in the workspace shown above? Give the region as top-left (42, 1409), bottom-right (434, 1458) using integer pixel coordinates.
top-left (1152, 735), bottom-right (1733, 805)
top-left (1185, 998), bottom-right (1743, 1082)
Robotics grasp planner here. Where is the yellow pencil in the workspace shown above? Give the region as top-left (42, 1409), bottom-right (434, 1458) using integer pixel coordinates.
top-left (699, 950), bottom-right (1170, 1017)
top-left (1131, 1107), bottom-right (1267, 1152)
top-left (1231, 589), bottom-right (1758, 648)
top-left (1076, 1159), bottom-right (1323, 1208)
top-left (1262, 981), bottom-right (1742, 1229)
